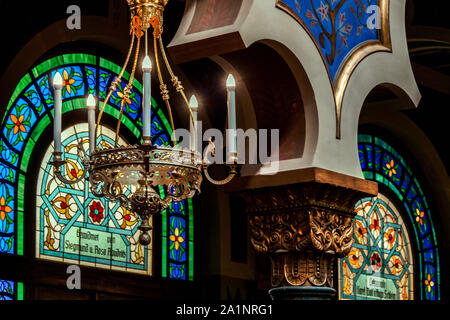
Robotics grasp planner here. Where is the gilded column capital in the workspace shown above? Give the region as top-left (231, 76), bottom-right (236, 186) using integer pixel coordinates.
top-left (240, 181), bottom-right (374, 294)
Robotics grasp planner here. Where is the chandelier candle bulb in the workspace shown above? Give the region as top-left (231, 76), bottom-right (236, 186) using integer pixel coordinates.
top-left (189, 95), bottom-right (199, 152)
top-left (143, 56), bottom-right (152, 143)
top-left (87, 94), bottom-right (97, 156)
top-left (226, 74), bottom-right (237, 159)
top-left (53, 72), bottom-right (63, 153)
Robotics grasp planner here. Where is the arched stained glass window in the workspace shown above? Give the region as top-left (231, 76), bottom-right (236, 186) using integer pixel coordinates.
top-left (0, 53), bottom-right (194, 284)
top-left (36, 124), bottom-right (152, 273)
top-left (340, 193), bottom-right (414, 300)
top-left (339, 134), bottom-right (440, 300)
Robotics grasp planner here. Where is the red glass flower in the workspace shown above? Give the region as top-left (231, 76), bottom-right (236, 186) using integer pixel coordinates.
top-left (89, 201), bottom-right (104, 223)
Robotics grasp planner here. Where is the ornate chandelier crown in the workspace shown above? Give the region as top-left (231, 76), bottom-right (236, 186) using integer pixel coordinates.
top-left (50, 0), bottom-right (239, 246)
top-left (127, 0), bottom-right (168, 38)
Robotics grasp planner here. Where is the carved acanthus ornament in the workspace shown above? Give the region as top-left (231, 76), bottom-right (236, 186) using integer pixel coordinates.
top-left (242, 182), bottom-right (371, 290)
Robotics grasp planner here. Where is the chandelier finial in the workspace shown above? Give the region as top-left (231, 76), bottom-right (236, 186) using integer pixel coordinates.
top-left (127, 0), bottom-right (169, 38)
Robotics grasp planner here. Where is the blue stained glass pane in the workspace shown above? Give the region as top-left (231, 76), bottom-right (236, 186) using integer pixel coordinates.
top-left (366, 144), bottom-right (373, 169)
top-left (424, 264), bottom-right (437, 300)
top-left (152, 117), bottom-right (164, 137)
top-left (2, 100), bottom-right (37, 152)
top-left (37, 74), bottom-right (54, 108)
top-left (169, 263), bottom-right (186, 280)
top-left (169, 216), bottom-right (187, 263)
top-left (85, 66), bottom-right (97, 96)
top-left (407, 185), bottom-right (418, 203)
top-left (423, 249), bottom-right (435, 263)
top-left (0, 162), bottom-right (16, 183)
top-left (358, 144), bottom-right (366, 169)
top-left (109, 80), bottom-right (141, 120)
top-left (24, 85), bottom-right (45, 116)
top-left (98, 70), bottom-right (112, 99)
top-left (422, 235), bottom-right (433, 250)
top-left (0, 139), bottom-right (19, 167)
top-left (0, 280), bottom-right (15, 300)
top-left (170, 201), bottom-right (186, 216)
top-left (155, 134), bottom-right (170, 147)
top-left (51, 67), bottom-right (85, 99)
top-left (0, 183), bottom-right (15, 254)
top-left (374, 147), bottom-right (382, 171)
top-left (401, 174), bottom-right (410, 194)
top-left (0, 236), bottom-right (14, 254)
top-left (382, 154), bottom-right (401, 184)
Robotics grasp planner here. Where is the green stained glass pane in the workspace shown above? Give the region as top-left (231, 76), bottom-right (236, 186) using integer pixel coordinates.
top-left (358, 134), bottom-right (372, 144)
top-left (17, 210), bottom-right (24, 256)
top-left (160, 186), bottom-right (168, 278)
top-left (103, 104), bottom-right (141, 139)
top-left (157, 108), bottom-right (173, 137)
top-left (388, 181), bottom-right (403, 201)
top-left (62, 53), bottom-right (96, 66)
top-left (98, 58), bottom-right (142, 93)
top-left (375, 173), bottom-right (383, 183)
top-left (20, 139), bottom-right (35, 172)
top-left (30, 115), bottom-right (51, 144)
top-left (17, 283), bottom-right (24, 300)
top-left (17, 174), bottom-right (26, 212)
top-left (99, 58), bottom-right (122, 75)
top-left (188, 198), bottom-right (194, 281)
top-left (414, 177), bottom-right (425, 197)
top-left (32, 56), bottom-right (64, 78)
top-left (363, 171), bottom-right (373, 180)
top-left (62, 98), bottom-right (89, 114)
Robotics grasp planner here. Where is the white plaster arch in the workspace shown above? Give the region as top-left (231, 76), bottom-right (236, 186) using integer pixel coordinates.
top-left (170, 0), bottom-right (420, 178)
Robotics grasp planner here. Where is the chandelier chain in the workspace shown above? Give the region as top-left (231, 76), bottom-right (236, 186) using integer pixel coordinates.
top-left (96, 36), bottom-right (136, 144)
top-left (115, 36), bottom-right (141, 146)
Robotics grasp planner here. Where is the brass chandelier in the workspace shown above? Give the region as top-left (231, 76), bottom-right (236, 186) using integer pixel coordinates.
top-left (50, 0), bottom-right (239, 245)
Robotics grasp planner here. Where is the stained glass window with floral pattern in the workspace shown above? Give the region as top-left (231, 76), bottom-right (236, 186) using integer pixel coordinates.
top-left (339, 193), bottom-right (414, 300)
top-left (36, 124), bottom-right (151, 273)
top-left (339, 134), bottom-right (440, 300)
top-left (0, 53), bottom-right (194, 281)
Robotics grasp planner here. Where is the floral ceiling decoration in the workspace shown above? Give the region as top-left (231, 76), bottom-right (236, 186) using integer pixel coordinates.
top-left (276, 0), bottom-right (391, 137)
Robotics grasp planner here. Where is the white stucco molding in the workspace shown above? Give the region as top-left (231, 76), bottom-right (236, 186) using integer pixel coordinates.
top-left (169, 0), bottom-right (420, 179)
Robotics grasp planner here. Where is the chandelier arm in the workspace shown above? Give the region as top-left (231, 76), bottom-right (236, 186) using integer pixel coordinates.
top-left (95, 35), bottom-right (136, 144)
top-left (154, 35), bottom-right (176, 144)
top-left (115, 36), bottom-right (141, 147)
top-left (202, 165), bottom-right (238, 186)
top-left (201, 138), bottom-right (237, 185)
top-left (158, 37), bottom-right (197, 130)
top-left (54, 170), bottom-right (87, 185)
top-left (50, 153), bottom-right (88, 185)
